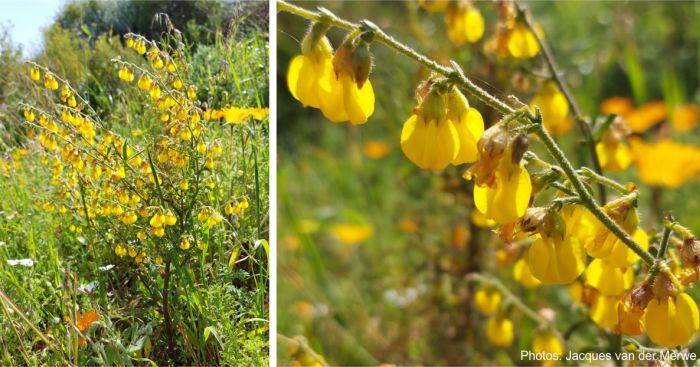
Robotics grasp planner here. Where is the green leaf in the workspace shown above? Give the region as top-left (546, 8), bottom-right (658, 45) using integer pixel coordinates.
top-left (254, 239), bottom-right (269, 260)
top-left (624, 46), bottom-right (647, 105)
top-left (203, 326), bottom-right (224, 349)
top-left (228, 244), bottom-right (241, 269)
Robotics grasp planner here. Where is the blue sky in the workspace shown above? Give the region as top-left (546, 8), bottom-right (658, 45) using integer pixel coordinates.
top-left (0, 0), bottom-right (65, 57)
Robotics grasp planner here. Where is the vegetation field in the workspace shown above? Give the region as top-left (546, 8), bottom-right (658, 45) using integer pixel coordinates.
top-left (0, 1), bottom-right (269, 365)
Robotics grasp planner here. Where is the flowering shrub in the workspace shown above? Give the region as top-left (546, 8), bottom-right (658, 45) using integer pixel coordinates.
top-left (2, 8), bottom-right (268, 366)
top-left (279, 1), bottom-right (700, 365)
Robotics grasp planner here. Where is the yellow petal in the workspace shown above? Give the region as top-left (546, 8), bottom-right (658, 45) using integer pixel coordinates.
top-left (400, 115), bottom-right (458, 170)
top-left (486, 317), bottom-right (513, 347)
top-left (508, 24), bottom-right (540, 59)
top-left (591, 294), bottom-right (619, 329)
top-left (513, 258), bottom-right (541, 288)
top-left (585, 259), bottom-right (633, 295)
top-left (342, 76), bottom-right (374, 125)
top-left (451, 108), bottom-right (484, 165)
top-left (528, 235), bottom-right (584, 285)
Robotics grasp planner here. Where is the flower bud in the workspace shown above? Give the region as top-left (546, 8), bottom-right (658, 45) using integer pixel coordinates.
top-left (652, 271), bottom-right (679, 300)
top-left (418, 88), bottom-right (447, 123)
top-left (351, 40), bottom-right (372, 89)
top-left (301, 22), bottom-right (331, 56)
top-left (468, 125), bottom-right (509, 186)
top-left (332, 40), bottom-right (354, 80)
top-left (540, 210), bottom-right (566, 243)
top-left (510, 133), bottom-right (529, 165)
top-left (521, 207), bottom-right (546, 232)
top-left (681, 237), bottom-right (700, 268)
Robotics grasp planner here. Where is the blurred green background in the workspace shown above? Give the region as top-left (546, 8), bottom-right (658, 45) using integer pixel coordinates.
top-left (277, 1), bottom-right (700, 365)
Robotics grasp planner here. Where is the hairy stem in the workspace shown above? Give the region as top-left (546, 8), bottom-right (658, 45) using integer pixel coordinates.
top-left (533, 123), bottom-right (655, 266)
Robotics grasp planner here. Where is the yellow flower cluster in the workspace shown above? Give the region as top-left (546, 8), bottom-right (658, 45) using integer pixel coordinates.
top-left (203, 107), bottom-right (270, 124)
top-left (20, 32), bottom-right (264, 269)
top-left (418, 0), bottom-right (484, 45)
top-left (401, 81), bottom-right (484, 170)
top-left (287, 22), bottom-right (375, 124)
top-left (484, 2), bottom-right (540, 59)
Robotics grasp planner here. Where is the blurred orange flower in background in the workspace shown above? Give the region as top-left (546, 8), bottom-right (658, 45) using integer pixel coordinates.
top-left (629, 137), bottom-right (700, 188)
top-left (672, 104), bottom-right (699, 132)
top-left (364, 140), bottom-right (391, 159)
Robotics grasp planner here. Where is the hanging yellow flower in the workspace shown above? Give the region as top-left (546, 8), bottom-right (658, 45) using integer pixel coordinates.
top-left (528, 234), bottom-right (584, 285)
top-left (486, 316), bottom-right (514, 347)
top-left (445, 3), bottom-right (484, 45)
top-left (583, 197), bottom-right (639, 260)
top-left (532, 330), bottom-right (564, 363)
top-left (29, 66), bottom-right (41, 81)
top-left (324, 39), bottom-right (375, 124)
top-left (596, 141), bottom-right (631, 173)
top-left (507, 23), bottom-right (540, 59)
top-left (525, 207), bottom-right (586, 285)
top-left (645, 292), bottom-right (699, 348)
top-left (531, 81), bottom-right (571, 135)
top-left (287, 25), bottom-right (336, 110)
top-left (605, 228), bottom-right (648, 269)
top-left (470, 127), bottom-right (531, 224)
top-left (596, 117), bottom-right (632, 172)
top-left (400, 86), bottom-right (459, 170)
top-left (474, 288), bottom-right (501, 315)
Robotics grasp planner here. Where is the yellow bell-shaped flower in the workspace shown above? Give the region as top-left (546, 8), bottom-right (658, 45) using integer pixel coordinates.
top-left (445, 3), bottom-right (484, 45)
top-left (583, 197), bottom-right (639, 260)
top-left (474, 288), bottom-right (501, 315)
top-left (531, 81), bottom-right (571, 135)
top-left (527, 208), bottom-right (586, 285)
top-left (528, 234), bottom-right (584, 285)
top-left (400, 87), bottom-right (459, 170)
top-left (287, 29), bottom-right (336, 110)
top-left (486, 316), bottom-right (514, 347)
top-left (644, 293), bottom-right (699, 348)
top-left (323, 39), bottom-right (375, 124)
top-left (596, 117), bottom-right (632, 172)
top-left (597, 141), bottom-right (631, 172)
top-left (605, 228), bottom-right (649, 268)
top-left (507, 23), bottom-right (540, 59)
top-left (470, 126), bottom-right (531, 224)
top-left (473, 160), bottom-right (531, 224)
top-left (532, 330), bottom-right (564, 363)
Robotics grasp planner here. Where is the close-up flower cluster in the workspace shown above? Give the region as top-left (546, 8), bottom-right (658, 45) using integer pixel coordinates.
top-left (278, 1), bottom-right (700, 365)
